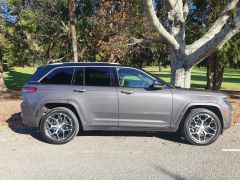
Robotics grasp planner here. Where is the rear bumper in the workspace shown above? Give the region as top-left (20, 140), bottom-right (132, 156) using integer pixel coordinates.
top-left (21, 102), bottom-right (39, 127)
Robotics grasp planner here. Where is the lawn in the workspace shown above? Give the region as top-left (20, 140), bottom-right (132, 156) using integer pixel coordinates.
top-left (144, 66), bottom-right (240, 89)
top-left (4, 67), bottom-right (37, 91)
top-left (3, 66), bottom-right (240, 91)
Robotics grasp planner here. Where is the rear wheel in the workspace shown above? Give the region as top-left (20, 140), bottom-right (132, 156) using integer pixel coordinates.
top-left (182, 108), bottom-right (221, 145)
top-left (40, 107), bottom-right (79, 144)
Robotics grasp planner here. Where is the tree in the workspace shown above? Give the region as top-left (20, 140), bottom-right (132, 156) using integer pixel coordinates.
top-left (206, 33), bottom-right (240, 90)
top-left (68, 0), bottom-right (78, 62)
top-left (0, 45), bottom-right (7, 92)
top-left (4, 0), bottom-right (73, 65)
top-left (0, 0), bottom-right (17, 91)
top-left (92, 0), bottom-right (145, 62)
top-left (143, 0), bottom-right (240, 88)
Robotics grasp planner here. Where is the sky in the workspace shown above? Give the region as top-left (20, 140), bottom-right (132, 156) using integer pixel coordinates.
top-left (0, 0), bottom-right (17, 24)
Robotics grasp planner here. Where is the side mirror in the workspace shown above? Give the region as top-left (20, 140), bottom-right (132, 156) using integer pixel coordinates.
top-left (149, 81), bottom-right (164, 90)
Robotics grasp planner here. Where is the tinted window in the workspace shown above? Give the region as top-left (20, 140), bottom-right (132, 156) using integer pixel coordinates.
top-left (28, 66), bottom-right (53, 82)
top-left (85, 67), bottom-right (111, 86)
top-left (73, 67), bottom-right (84, 86)
top-left (117, 68), bottom-right (154, 88)
top-left (41, 67), bottom-right (74, 85)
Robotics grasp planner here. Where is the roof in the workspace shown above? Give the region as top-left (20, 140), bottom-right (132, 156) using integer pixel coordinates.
top-left (48, 62), bottom-right (123, 68)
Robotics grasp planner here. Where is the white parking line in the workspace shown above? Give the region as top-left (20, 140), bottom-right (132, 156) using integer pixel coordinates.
top-left (222, 149), bottom-right (240, 152)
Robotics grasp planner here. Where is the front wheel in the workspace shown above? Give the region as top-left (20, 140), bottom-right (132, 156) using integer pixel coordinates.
top-left (40, 107), bottom-right (79, 144)
top-left (182, 108), bottom-right (222, 146)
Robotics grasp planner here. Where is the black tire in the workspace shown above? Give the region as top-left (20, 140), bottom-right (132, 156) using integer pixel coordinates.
top-left (40, 107), bottom-right (79, 144)
top-left (182, 108), bottom-right (222, 146)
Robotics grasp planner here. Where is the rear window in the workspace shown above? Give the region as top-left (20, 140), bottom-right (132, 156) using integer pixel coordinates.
top-left (28, 66), bottom-right (49, 82)
top-left (40, 67), bottom-right (74, 85)
top-left (85, 67), bottom-right (111, 86)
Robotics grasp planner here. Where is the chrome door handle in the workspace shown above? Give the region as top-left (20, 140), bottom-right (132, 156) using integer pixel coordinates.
top-left (121, 90), bottom-right (134, 94)
top-left (73, 89), bottom-right (86, 93)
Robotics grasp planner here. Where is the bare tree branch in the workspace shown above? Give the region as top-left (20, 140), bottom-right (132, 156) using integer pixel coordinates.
top-left (143, 0), bottom-right (180, 50)
top-left (186, 0), bottom-right (239, 54)
top-left (186, 7), bottom-right (240, 66)
top-left (166, 0), bottom-right (177, 9)
top-left (183, 0), bottom-right (193, 19)
top-left (127, 37), bottom-right (163, 46)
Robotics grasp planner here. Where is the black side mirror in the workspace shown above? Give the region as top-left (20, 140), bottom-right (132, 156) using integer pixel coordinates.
top-left (149, 81), bottom-right (164, 90)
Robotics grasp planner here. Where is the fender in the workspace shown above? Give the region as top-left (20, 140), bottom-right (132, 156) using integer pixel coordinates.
top-left (170, 102), bottom-right (224, 132)
top-left (35, 98), bottom-right (87, 128)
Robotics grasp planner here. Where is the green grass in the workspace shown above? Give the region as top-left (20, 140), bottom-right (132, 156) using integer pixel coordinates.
top-left (144, 66), bottom-right (240, 89)
top-left (4, 67), bottom-right (36, 91)
top-left (3, 66), bottom-right (240, 91)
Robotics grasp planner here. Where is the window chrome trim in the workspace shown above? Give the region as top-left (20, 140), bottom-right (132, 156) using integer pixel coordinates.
top-left (37, 65), bottom-right (158, 86)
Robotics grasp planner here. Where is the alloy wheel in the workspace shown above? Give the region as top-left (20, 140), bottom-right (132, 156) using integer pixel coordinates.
top-left (188, 114), bottom-right (217, 144)
top-left (44, 112), bottom-right (73, 141)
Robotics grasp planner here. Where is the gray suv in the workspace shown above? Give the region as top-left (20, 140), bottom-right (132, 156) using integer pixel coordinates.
top-left (21, 63), bottom-right (232, 145)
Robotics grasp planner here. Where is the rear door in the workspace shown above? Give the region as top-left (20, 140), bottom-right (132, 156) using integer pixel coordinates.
top-left (72, 66), bottom-right (118, 127)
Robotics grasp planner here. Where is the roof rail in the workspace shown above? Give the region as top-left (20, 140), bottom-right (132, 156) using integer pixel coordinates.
top-left (49, 62), bottom-right (120, 65)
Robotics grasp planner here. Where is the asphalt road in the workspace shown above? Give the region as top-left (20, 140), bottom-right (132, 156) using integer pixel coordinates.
top-left (0, 125), bottom-right (240, 180)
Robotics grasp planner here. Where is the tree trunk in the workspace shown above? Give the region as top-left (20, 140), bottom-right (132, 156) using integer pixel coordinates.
top-left (169, 5), bottom-right (190, 88)
top-left (68, 0), bottom-right (78, 62)
top-left (0, 64), bottom-right (7, 92)
top-left (170, 53), bottom-right (192, 88)
top-left (206, 53), bottom-right (224, 91)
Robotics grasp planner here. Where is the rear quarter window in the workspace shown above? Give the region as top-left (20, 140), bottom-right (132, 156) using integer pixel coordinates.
top-left (40, 67), bottom-right (74, 85)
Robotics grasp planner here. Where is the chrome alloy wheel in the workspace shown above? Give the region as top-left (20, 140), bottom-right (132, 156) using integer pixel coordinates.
top-left (188, 114), bottom-right (217, 143)
top-left (44, 112), bottom-right (73, 141)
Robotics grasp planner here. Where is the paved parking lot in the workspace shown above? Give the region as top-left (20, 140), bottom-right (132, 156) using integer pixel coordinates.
top-left (0, 125), bottom-right (240, 180)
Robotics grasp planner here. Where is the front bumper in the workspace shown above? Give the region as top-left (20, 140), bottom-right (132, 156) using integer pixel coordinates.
top-left (221, 101), bottom-right (233, 130)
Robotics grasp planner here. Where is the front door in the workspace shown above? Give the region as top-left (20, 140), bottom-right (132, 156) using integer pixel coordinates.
top-left (116, 67), bottom-right (172, 129)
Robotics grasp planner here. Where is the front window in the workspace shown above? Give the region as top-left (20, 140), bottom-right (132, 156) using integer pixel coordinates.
top-left (117, 68), bottom-right (155, 88)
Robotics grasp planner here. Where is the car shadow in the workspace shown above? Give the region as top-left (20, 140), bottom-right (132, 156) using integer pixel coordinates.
top-left (80, 131), bottom-right (188, 145)
top-left (6, 112), bottom-right (188, 145)
top-left (6, 112), bottom-right (45, 143)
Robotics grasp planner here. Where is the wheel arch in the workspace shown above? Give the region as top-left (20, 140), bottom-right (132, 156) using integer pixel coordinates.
top-left (36, 100), bottom-right (86, 130)
top-left (176, 104), bottom-right (224, 133)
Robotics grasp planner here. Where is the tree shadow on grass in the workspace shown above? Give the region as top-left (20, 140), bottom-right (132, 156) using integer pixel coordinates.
top-left (6, 112), bottom-right (45, 142)
top-left (4, 70), bottom-right (32, 91)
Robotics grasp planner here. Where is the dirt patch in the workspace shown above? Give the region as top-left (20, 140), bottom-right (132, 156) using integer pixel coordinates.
top-left (0, 100), bottom-right (22, 127)
top-left (0, 90), bottom-right (21, 100)
top-left (223, 90), bottom-right (240, 127)
top-left (0, 90), bottom-right (239, 128)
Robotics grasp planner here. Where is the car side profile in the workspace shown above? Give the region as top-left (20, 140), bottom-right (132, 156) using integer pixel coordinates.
top-left (21, 63), bottom-right (232, 145)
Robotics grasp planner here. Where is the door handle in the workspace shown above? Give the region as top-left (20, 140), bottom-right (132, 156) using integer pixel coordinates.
top-left (121, 90), bottom-right (134, 94)
top-left (73, 89), bottom-right (86, 93)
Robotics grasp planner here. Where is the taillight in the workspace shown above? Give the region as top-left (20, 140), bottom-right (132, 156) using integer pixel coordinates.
top-left (22, 87), bottom-right (38, 93)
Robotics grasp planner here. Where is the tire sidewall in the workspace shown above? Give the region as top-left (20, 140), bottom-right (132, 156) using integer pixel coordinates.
top-left (40, 107), bottom-right (79, 144)
top-left (183, 109), bottom-right (221, 146)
